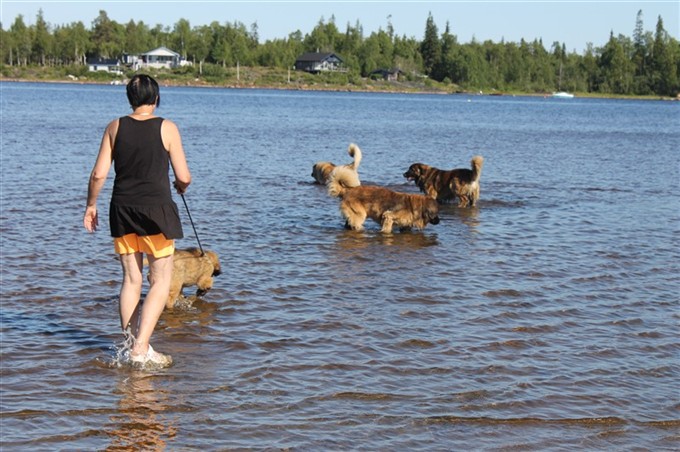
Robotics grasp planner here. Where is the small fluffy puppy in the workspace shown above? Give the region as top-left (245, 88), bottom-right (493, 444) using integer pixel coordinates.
top-left (312, 143), bottom-right (362, 186)
top-left (167, 247), bottom-right (221, 309)
top-left (403, 156), bottom-right (484, 207)
top-left (327, 167), bottom-right (440, 233)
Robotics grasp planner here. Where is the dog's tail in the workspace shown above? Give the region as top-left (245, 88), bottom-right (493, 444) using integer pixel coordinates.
top-left (471, 156), bottom-right (484, 182)
top-left (347, 143), bottom-right (362, 170)
top-left (327, 166), bottom-right (360, 198)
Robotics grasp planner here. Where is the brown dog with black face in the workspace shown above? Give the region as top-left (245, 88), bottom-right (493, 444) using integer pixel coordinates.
top-left (166, 247), bottom-right (221, 309)
top-left (312, 143), bottom-right (362, 186)
top-left (327, 167), bottom-right (440, 233)
top-left (403, 156), bottom-right (484, 207)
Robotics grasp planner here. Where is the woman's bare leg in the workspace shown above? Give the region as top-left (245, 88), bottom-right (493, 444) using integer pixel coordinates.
top-left (131, 253), bottom-right (173, 356)
top-left (119, 252), bottom-right (144, 335)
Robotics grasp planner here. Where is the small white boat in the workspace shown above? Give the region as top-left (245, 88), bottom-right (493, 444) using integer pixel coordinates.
top-left (552, 91), bottom-right (574, 99)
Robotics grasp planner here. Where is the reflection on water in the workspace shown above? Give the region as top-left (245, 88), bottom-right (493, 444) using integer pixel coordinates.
top-left (334, 229), bottom-right (440, 250)
top-left (445, 203), bottom-right (481, 231)
top-left (107, 373), bottom-right (177, 451)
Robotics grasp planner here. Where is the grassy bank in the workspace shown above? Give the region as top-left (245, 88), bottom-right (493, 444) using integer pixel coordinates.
top-left (1, 64), bottom-right (675, 100)
top-left (1, 64), bottom-right (455, 95)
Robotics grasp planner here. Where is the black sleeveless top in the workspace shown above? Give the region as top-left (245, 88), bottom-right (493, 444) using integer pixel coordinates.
top-left (108, 116), bottom-right (183, 239)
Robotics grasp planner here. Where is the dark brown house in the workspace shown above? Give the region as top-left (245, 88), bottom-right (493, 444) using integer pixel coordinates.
top-left (370, 68), bottom-right (404, 82)
top-left (294, 52), bottom-right (346, 73)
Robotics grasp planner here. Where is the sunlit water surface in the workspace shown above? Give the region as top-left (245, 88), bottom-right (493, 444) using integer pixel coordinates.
top-left (1, 82), bottom-right (678, 450)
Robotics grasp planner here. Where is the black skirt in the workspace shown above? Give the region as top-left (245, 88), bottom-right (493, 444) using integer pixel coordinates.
top-left (109, 202), bottom-right (184, 239)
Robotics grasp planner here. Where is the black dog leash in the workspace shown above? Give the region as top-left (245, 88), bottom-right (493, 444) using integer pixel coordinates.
top-left (180, 194), bottom-right (205, 256)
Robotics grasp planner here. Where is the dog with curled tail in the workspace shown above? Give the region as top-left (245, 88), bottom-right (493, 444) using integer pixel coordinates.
top-left (403, 155), bottom-right (484, 207)
top-left (327, 166), bottom-right (440, 233)
top-left (312, 143), bottom-right (362, 186)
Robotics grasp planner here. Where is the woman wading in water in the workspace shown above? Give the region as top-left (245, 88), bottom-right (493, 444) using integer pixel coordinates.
top-left (84, 74), bottom-right (191, 367)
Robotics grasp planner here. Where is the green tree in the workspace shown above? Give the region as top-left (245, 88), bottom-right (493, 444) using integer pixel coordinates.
top-left (358, 32), bottom-right (379, 75)
top-left (375, 28), bottom-right (394, 68)
top-left (212, 22), bottom-right (234, 67)
top-left (502, 42), bottom-right (523, 88)
top-left (359, 28), bottom-right (396, 75)
top-left (420, 12), bottom-right (440, 75)
top-left (256, 36), bottom-right (300, 68)
top-left (91, 10), bottom-right (124, 58)
top-left (632, 10), bottom-right (647, 80)
top-left (560, 50), bottom-right (587, 92)
top-left (598, 32), bottom-right (634, 94)
top-left (172, 19), bottom-right (191, 59)
top-left (529, 39), bottom-right (554, 91)
top-left (304, 16), bottom-right (340, 53)
top-left (231, 21), bottom-right (256, 66)
top-left (149, 24), bottom-right (170, 50)
top-left (339, 19), bottom-right (363, 55)
top-left (580, 43), bottom-right (598, 92)
top-left (651, 16), bottom-right (677, 95)
top-left (9, 15), bottom-right (31, 66)
top-left (53, 21), bottom-right (90, 65)
top-left (32, 9), bottom-right (52, 65)
top-left (393, 34), bottom-right (423, 76)
top-left (187, 24), bottom-right (212, 72)
top-left (124, 20), bottom-right (153, 55)
top-left (631, 10), bottom-right (655, 94)
top-left (1, 22), bottom-right (16, 65)
top-left (483, 40), bottom-right (506, 89)
top-left (432, 21), bottom-right (457, 82)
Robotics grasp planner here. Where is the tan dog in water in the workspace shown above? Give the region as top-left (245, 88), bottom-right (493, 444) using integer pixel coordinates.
top-left (147, 248), bottom-right (221, 309)
top-left (312, 143), bottom-right (362, 186)
top-left (327, 167), bottom-right (440, 233)
top-left (403, 156), bottom-right (484, 207)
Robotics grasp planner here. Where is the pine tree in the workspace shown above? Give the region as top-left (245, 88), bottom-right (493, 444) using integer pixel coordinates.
top-left (32, 9), bottom-right (51, 66)
top-left (651, 16), bottom-right (677, 95)
top-left (420, 12), bottom-right (440, 76)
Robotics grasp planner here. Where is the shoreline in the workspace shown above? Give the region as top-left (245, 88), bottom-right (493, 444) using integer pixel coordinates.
top-left (1, 76), bottom-right (676, 101)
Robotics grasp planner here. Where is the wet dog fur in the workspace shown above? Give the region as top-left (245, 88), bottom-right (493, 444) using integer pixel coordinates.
top-left (327, 166), bottom-right (440, 233)
top-left (403, 156), bottom-right (484, 207)
top-left (312, 143), bottom-right (362, 186)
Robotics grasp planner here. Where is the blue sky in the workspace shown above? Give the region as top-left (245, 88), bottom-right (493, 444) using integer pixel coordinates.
top-left (1, 1), bottom-right (678, 54)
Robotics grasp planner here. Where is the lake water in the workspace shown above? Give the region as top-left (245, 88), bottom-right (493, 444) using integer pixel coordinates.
top-left (1, 81), bottom-right (678, 450)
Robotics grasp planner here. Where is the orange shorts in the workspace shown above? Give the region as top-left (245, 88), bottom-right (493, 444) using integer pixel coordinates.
top-left (113, 233), bottom-right (175, 258)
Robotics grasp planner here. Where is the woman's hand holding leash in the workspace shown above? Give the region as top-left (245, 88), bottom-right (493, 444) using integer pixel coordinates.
top-left (173, 180), bottom-right (189, 195)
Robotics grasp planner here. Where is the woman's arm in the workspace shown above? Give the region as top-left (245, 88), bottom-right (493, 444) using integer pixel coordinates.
top-left (84, 119), bottom-right (117, 232)
top-left (161, 119), bottom-right (191, 194)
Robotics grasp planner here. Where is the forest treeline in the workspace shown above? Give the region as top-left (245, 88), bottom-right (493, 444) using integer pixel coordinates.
top-left (1, 9), bottom-right (679, 96)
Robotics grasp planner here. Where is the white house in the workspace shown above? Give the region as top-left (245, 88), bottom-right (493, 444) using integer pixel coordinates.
top-left (87, 58), bottom-right (122, 74)
top-left (140, 47), bottom-right (182, 69)
top-left (90, 47), bottom-right (191, 72)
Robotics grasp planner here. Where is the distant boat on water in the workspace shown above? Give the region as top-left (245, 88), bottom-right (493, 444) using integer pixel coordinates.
top-left (552, 91), bottom-right (575, 99)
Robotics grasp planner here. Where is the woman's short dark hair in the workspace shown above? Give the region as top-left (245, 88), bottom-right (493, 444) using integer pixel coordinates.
top-left (126, 74), bottom-right (160, 108)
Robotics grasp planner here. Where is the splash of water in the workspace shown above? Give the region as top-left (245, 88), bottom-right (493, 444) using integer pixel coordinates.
top-left (108, 328), bottom-right (135, 368)
top-left (105, 328), bottom-right (173, 370)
